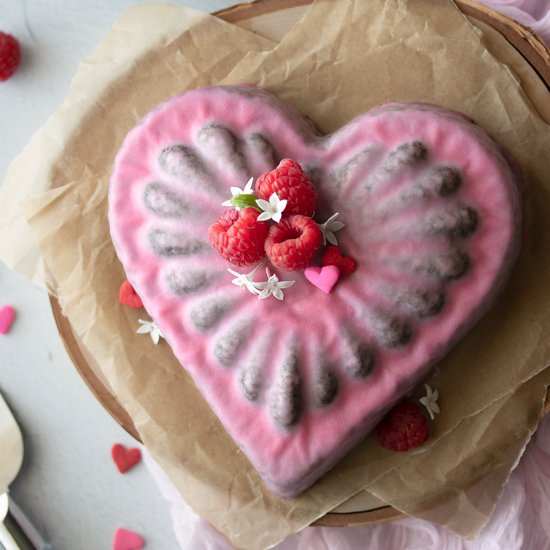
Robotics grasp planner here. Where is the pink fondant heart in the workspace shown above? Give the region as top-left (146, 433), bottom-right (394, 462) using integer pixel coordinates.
top-left (113, 528), bottom-right (144, 550)
top-left (304, 265), bottom-right (340, 294)
top-left (109, 86), bottom-right (521, 497)
top-left (0, 305), bottom-right (16, 335)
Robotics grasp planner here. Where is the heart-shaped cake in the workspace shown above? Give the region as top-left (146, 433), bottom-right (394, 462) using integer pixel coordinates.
top-left (109, 85), bottom-right (522, 498)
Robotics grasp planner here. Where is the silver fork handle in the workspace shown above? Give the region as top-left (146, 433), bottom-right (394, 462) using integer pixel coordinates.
top-left (0, 494), bottom-right (50, 550)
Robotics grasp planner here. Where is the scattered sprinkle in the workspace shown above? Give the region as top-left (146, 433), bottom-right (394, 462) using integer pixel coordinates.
top-left (221, 177), bottom-right (255, 208)
top-left (111, 443), bottom-right (142, 474)
top-left (228, 263), bottom-right (263, 295)
top-left (304, 265), bottom-right (340, 294)
top-left (0, 305), bottom-right (16, 334)
top-left (256, 192), bottom-right (287, 223)
top-left (113, 527), bottom-right (145, 550)
top-left (119, 280), bottom-right (144, 309)
top-left (322, 245), bottom-right (357, 276)
top-left (318, 212), bottom-right (345, 245)
top-left (254, 268), bottom-right (295, 300)
top-left (137, 319), bottom-right (163, 345)
top-left (419, 384), bottom-right (440, 420)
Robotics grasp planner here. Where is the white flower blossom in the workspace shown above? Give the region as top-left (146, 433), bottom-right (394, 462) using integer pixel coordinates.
top-left (254, 269), bottom-right (295, 300)
top-left (137, 319), bottom-right (164, 345)
top-left (419, 384), bottom-right (440, 420)
top-left (256, 193), bottom-right (287, 223)
top-left (318, 212), bottom-right (345, 245)
top-left (222, 177), bottom-right (255, 208)
top-left (227, 263), bottom-right (263, 295)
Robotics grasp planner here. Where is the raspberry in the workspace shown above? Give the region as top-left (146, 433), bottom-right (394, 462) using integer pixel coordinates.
top-left (265, 215), bottom-right (322, 271)
top-left (0, 32), bottom-right (20, 82)
top-left (375, 401), bottom-right (428, 452)
top-left (322, 245), bottom-right (357, 276)
top-left (209, 208), bottom-right (269, 266)
top-left (256, 159), bottom-right (317, 217)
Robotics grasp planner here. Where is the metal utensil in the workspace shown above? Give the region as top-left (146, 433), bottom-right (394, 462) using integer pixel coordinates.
top-left (0, 390), bottom-right (50, 549)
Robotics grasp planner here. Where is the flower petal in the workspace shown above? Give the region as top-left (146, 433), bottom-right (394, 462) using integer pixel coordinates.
top-left (269, 192), bottom-right (280, 206)
top-left (330, 221), bottom-right (345, 231)
top-left (243, 177), bottom-right (254, 193)
top-left (278, 280), bottom-right (295, 288)
top-left (257, 212), bottom-right (272, 222)
top-left (327, 232), bottom-right (338, 245)
top-left (273, 287), bottom-right (284, 300)
top-left (256, 199), bottom-right (272, 212)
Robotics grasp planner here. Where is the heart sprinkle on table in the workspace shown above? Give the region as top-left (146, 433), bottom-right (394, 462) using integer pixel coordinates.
top-left (0, 305), bottom-right (16, 334)
top-left (111, 443), bottom-right (142, 473)
top-left (113, 527), bottom-right (144, 550)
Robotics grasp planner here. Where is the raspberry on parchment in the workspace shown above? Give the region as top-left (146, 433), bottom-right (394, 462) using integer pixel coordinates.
top-left (375, 401), bottom-right (428, 452)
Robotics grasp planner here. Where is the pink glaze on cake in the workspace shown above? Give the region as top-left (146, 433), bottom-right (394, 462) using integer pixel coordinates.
top-left (109, 86), bottom-right (522, 498)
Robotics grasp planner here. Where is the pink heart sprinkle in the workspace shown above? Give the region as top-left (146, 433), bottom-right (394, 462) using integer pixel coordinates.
top-left (0, 305), bottom-right (16, 335)
top-left (113, 528), bottom-right (144, 550)
top-left (304, 265), bottom-right (340, 294)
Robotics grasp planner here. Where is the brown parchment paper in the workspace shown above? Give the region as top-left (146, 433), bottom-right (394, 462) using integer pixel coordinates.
top-left (0, 2), bottom-right (275, 288)
top-left (1, 0), bottom-right (550, 548)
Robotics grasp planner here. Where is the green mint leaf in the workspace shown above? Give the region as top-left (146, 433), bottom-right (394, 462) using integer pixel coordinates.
top-left (231, 193), bottom-right (261, 210)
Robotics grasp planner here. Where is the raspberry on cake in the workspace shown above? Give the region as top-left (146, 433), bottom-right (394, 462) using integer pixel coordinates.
top-left (209, 207), bottom-right (269, 266)
top-left (109, 85), bottom-right (522, 498)
top-left (256, 159), bottom-right (317, 217)
top-left (322, 245), bottom-right (357, 277)
top-left (265, 215), bottom-right (323, 272)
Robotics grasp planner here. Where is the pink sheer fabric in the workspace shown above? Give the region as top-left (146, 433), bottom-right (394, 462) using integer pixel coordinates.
top-left (144, 2), bottom-right (550, 547)
top-left (477, 0), bottom-right (550, 45)
top-left (145, 415), bottom-right (550, 549)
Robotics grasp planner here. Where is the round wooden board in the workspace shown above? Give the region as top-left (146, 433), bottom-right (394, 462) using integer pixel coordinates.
top-left (50, 0), bottom-right (550, 529)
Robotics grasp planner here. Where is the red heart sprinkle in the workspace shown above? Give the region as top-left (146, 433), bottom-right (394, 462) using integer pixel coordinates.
top-left (113, 528), bottom-right (144, 550)
top-left (119, 279), bottom-right (143, 308)
top-left (322, 245), bottom-right (357, 276)
top-left (111, 443), bottom-right (142, 473)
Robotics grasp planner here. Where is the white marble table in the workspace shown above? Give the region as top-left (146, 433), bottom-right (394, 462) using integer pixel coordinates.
top-left (0, 1), bottom-right (235, 548)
